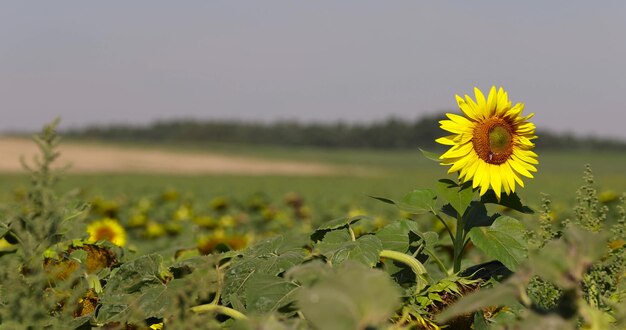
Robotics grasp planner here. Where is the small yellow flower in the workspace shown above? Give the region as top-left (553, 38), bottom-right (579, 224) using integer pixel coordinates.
top-left (128, 213), bottom-right (147, 227)
top-left (347, 207), bottom-right (366, 219)
top-left (210, 196), bottom-right (229, 211)
top-left (144, 221), bottom-right (167, 238)
top-left (149, 322), bottom-right (164, 330)
top-left (437, 86), bottom-right (538, 198)
top-left (161, 189), bottom-right (180, 201)
top-left (86, 218), bottom-right (127, 247)
top-left (174, 205), bottom-right (192, 221)
top-left (218, 215), bottom-right (236, 228)
top-left (193, 215), bottom-right (216, 228)
top-left (0, 238), bottom-right (15, 250)
top-left (598, 190), bottom-right (619, 204)
top-left (197, 229), bottom-right (251, 254)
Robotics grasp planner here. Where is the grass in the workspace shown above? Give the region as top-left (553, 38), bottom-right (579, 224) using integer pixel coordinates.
top-left (2, 140), bottom-right (625, 217)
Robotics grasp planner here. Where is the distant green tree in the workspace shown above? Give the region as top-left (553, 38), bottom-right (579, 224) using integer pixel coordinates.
top-left (64, 114), bottom-right (626, 151)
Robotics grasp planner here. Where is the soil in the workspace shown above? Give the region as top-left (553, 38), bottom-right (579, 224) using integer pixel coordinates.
top-left (0, 137), bottom-right (342, 175)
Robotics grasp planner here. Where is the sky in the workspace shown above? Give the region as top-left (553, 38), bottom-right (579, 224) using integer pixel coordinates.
top-left (1, 1), bottom-right (625, 139)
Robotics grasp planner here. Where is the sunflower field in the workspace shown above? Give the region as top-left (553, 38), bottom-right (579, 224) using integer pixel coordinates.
top-left (2, 88), bottom-right (626, 329)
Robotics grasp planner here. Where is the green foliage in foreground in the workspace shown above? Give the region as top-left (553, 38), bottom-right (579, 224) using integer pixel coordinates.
top-left (1, 122), bottom-right (625, 329)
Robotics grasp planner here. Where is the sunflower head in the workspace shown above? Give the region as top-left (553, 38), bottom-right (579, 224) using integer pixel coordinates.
top-left (86, 218), bottom-right (127, 247)
top-left (436, 86), bottom-right (538, 199)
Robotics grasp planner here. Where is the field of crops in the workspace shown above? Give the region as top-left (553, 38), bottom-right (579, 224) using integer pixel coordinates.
top-left (1, 124), bottom-right (626, 329)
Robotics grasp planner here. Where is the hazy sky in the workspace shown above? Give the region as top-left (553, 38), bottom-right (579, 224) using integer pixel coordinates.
top-left (1, 1), bottom-right (625, 138)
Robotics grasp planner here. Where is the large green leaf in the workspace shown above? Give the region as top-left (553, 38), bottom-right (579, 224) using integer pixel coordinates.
top-left (96, 254), bottom-right (174, 324)
top-left (103, 254), bottom-right (169, 295)
top-left (222, 235), bottom-right (306, 307)
top-left (371, 189), bottom-right (437, 214)
top-left (245, 274), bottom-right (299, 313)
top-left (463, 202), bottom-right (497, 231)
top-left (480, 191), bottom-right (534, 214)
top-left (296, 262), bottom-right (401, 330)
top-left (437, 179), bottom-right (474, 215)
top-left (316, 215), bottom-right (369, 231)
top-left (375, 219), bottom-right (420, 252)
top-left (317, 234), bottom-right (383, 267)
top-left (468, 216), bottom-right (527, 271)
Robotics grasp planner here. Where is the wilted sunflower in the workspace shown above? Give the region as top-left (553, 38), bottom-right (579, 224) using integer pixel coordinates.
top-left (437, 86), bottom-right (538, 198)
top-left (86, 218), bottom-right (127, 247)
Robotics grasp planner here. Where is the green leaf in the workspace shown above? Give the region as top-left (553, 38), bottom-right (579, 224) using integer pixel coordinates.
top-left (480, 191), bottom-right (534, 214)
top-left (222, 235), bottom-right (306, 306)
top-left (245, 274), bottom-right (299, 313)
top-left (371, 189), bottom-right (437, 214)
top-left (318, 228), bottom-right (352, 244)
top-left (317, 234), bottom-right (383, 267)
top-left (0, 222), bottom-right (10, 239)
top-left (96, 254), bottom-right (174, 324)
top-left (419, 148), bottom-right (441, 162)
top-left (296, 262), bottom-right (401, 330)
top-left (104, 254), bottom-right (169, 294)
top-left (375, 219), bottom-right (420, 252)
top-left (285, 260), bottom-right (331, 286)
top-left (474, 312), bottom-right (489, 330)
top-left (436, 281), bottom-right (519, 323)
top-left (316, 215), bottom-right (369, 231)
top-left (419, 231), bottom-right (439, 251)
top-left (437, 179), bottom-right (474, 215)
top-left (69, 249), bottom-right (88, 264)
top-left (463, 202), bottom-right (496, 231)
top-left (468, 216), bottom-right (527, 271)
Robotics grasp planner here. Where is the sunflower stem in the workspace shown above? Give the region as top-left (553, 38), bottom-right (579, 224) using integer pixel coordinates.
top-left (348, 224), bottom-right (356, 241)
top-left (433, 213), bottom-right (455, 245)
top-left (380, 249), bottom-right (428, 292)
top-left (191, 304), bottom-right (248, 321)
top-left (424, 248), bottom-right (449, 275)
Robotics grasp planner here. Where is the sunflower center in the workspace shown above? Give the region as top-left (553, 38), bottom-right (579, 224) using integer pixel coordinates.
top-left (489, 126), bottom-right (511, 153)
top-left (95, 227), bottom-right (116, 242)
top-left (472, 118), bottom-right (514, 164)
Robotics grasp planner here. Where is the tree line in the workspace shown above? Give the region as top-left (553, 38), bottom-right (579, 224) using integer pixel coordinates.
top-left (64, 114), bottom-right (626, 151)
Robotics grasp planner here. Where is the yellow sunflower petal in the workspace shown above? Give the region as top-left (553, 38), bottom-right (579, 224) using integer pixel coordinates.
top-left (502, 168), bottom-right (511, 195)
top-left (448, 155), bottom-right (471, 173)
top-left (441, 142), bottom-right (473, 159)
top-left (486, 86), bottom-right (497, 116)
top-left (515, 149), bottom-right (539, 163)
top-left (472, 161), bottom-right (486, 189)
top-left (474, 87), bottom-right (488, 116)
top-left (440, 120), bottom-right (473, 135)
top-left (510, 154), bottom-right (537, 172)
top-left (495, 87), bottom-right (509, 116)
top-left (436, 135), bottom-right (458, 146)
top-left (490, 164), bottom-right (502, 199)
top-left (446, 113), bottom-right (475, 127)
top-left (513, 148), bottom-right (539, 164)
top-left (479, 164), bottom-right (491, 196)
top-left (453, 151), bottom-right (477, 176)
top-left (501, 162), bottom-right (517, 193)
top-left (456, 95), bottom-right (480, 121)
top-left (464, 95), bottom-right (484, 120)
top-left (507, 103), bottom-right (524, 119)
top-left (460, 153), bottom-right (480, 182)
top-left (509, 158), bottom-right (534, 178)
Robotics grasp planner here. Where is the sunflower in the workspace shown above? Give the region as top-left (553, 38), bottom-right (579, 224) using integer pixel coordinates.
top-left (86, 218), bottom-right (127, 247)
top-left (437, 86), bottom-right (538, 199)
